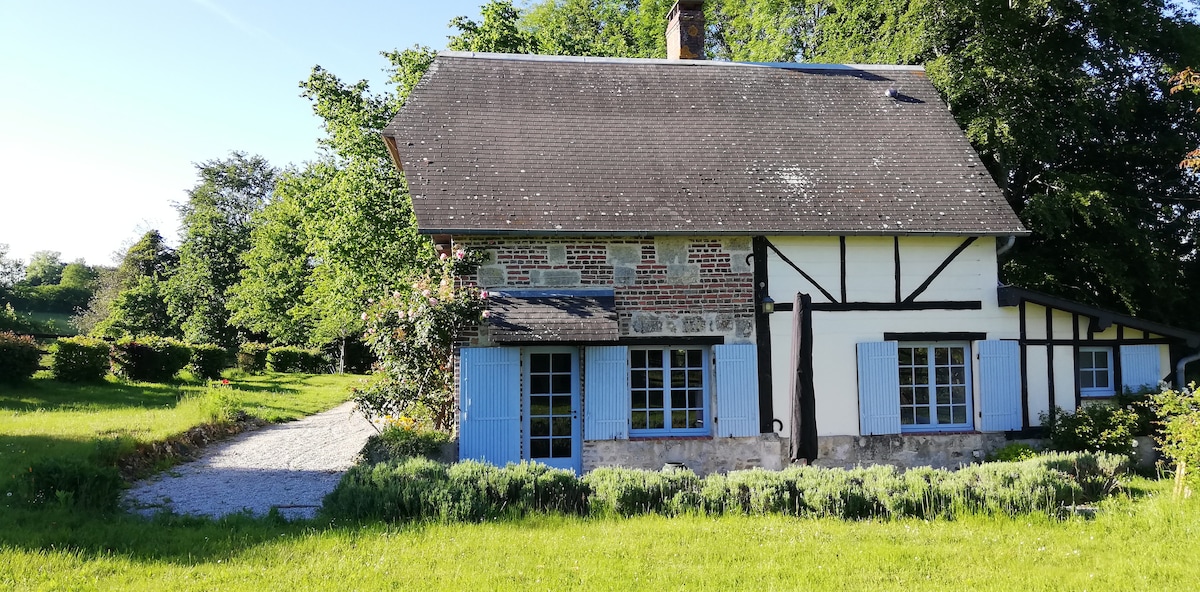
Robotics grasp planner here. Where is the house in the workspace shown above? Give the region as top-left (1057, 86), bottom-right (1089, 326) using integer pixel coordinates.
top-left (381, 1), bottom-right (1200, 472)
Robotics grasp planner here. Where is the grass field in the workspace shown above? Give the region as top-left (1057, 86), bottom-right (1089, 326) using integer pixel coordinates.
top-left (0, 373), bottom-right (363, 492)
top-left (2, 373), bottom-right (1197, 590)
top-left (0, 485), bottom-right (1197, 591)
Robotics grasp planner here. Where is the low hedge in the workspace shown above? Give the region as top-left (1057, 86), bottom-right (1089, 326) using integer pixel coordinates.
top-left (51, 336), bottom-right (111, 382)
top-left (189, 344), bottom-right (227, 380)
top-left (322, 452), bottom-right (1128, 523)
top-left (267, 346), bottom-right (328, 373)
top-left (237, 342), bottom-right (269, 373)
top-left (111, 336), bottom-right (191, 383)
top-left (0, 330), bottom-right (41, 383)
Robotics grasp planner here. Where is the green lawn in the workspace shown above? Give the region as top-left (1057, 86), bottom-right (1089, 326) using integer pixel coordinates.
top-left (2, 373), bottom-right (1197, 590)
top-left (0, 372), bottom-right (363, 488)
top-left (0, 486), bottom-right (1196, 591)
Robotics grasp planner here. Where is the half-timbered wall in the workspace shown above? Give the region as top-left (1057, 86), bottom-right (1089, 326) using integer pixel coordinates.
top-left (765, 236), bottom-right (1017, 437)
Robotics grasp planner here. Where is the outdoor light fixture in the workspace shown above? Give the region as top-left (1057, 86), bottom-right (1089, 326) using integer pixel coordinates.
top-left (760, 295), bottom-right (775, 315)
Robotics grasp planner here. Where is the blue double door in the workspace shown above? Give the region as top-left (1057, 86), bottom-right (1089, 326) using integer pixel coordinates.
top-left (524, 347), bottom-right (581, 472)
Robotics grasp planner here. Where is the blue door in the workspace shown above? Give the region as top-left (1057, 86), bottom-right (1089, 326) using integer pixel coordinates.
top-left (524, 347), bottom-right (580, 472)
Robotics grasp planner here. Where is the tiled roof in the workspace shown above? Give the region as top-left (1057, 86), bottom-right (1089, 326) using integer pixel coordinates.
top-left (488, 289), bottom-right (618, 343)
top-left (384, 52), bottom-right (1028, 237)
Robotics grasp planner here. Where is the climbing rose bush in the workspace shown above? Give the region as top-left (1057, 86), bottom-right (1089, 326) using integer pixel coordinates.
top-left (354, 247), bottom-right (488, 431)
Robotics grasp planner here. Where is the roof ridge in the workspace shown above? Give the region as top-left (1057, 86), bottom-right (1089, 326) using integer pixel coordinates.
top-left (436, 50), bottom-right (926, 72)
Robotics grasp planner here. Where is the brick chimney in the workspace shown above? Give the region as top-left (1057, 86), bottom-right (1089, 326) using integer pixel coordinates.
top-left (666, 1), bottom-right (704, 60)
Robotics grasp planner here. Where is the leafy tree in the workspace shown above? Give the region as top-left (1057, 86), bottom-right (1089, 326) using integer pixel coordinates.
top-left (77, 231), bottom-right (177, 337)
top-left (92, 275), bottom-right (178, 339)
top-left (59, 261), bottom-right (99, 290)
top-left (0, 243), bottom-right (23, 289)
top-left (1171, 67), bottom-right (1200, 169)
top-left (166, 152), bottom-right (277, 348)
top-left (21, 250), bottom-right (64, 287)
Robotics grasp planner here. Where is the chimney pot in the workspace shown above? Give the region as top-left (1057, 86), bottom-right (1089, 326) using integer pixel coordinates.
top-left (666, 1), bottom-right (705, 60)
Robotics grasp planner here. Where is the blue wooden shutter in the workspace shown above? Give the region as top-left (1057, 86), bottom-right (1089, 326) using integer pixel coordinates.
top-left (459, 347), bottom-right (521, 465)
top-left (1120, 344), bottom-right (1161, 391)
top-left (978, 340), bottom-right (1022, 432)
top-left (584, 346), bottom-right (629, 441)
top-left (715, 343), bottom-right (760, 437)
top-left (857, 341), bottom-right (901, 436)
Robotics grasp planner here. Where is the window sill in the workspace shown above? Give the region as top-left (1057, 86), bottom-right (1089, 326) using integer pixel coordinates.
top-left (899, 429), bottom-right (978, 436)
top-left (1080, 392), bottom-right (1116, 399)
top-left (629, 435), bottom-right (714, 442)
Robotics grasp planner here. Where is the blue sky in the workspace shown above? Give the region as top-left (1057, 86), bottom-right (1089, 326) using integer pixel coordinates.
top-left (0, 0), bottom-right (487, 266)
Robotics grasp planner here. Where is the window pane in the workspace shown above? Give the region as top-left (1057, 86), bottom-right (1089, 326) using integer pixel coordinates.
top-left (900, 387), bottom-right (914, 406)
top-left (672, 410), bottom-right (688, 428)
top-left (950, 348), bottom-right (964, 365)
top-left (632, 411), bottom-right (648, 430)
top-left (531, 354), bottom-right (550, 373)
top-left (899, 348), bottom-right (913, 365)
top-left (900, 368), bottom-right (914, 387)
top-left (901, 408), bottom-right (914, 425)
top-left (935, 367), bottom-right (950, 385)
top-left (552, 417), bottom-right (572, 437)
top-left (914, 348), bottom-right (928, 365)
top-left (688, 349), bottom-right (702, 366)
top-left (671, 370), bottom-right (685, 388)
top-left (648, 350), bottom-right (663, 367)
top-left (631, 392), bottom-right (647, 409)
top-left (552, 353), bottom-right (571, 373)
top-left (688, 390), bottom-right (702, 408)
top-left (935, 348), bottom-right (949, 365)
top-left (952, 406), bottom-right (967, 424)
top-left (672, 391), bottom-right (686, 409)
top-left (1095, 352), bottom-right (1109, 369)
top-left (690, 410), bottom-right (704, 428)
top-left (551, 375), bottom-right (572, 394)
top-left (631, 350), bottom-right (646, 367)
top-left (915, 407), bottom-right (930, 424)
top-left (552, 396), bottom-right (571, 415)
top-left (1096, 371), bottom-right (1110, 388)
top-left (915, 388), bottom-right (929, 405)
top-left (648, 411), bottom-right (664, 429)
top-left (1079, 372), bottom-right (1094, 389)
top-left (530, 396), bottom-right (550, 415)
top-left (649, 390), bottom-right (663, 409)
top-left (915, 367), bottom-right (929, 385)
top-left (632, 370), bottom-right (646, 389)
top-left (531, 439), bottom-right (550, 458)
top-left (688, 370), bottom-right (703, 388)
top-left (950, 367), bottom-right (965, 384)
top-left (530, 417), bottom-right (550, 437)
top-left (672, 349), bottom-right (688, 367)
top-left (648, 370), bottom-right (663, 389)
top-left (936, 386), bottom-right (950, 405)
top-left (530, 375), bottom-right (550, 395)
top-left (952, 386), bottom-right (966, 404)
top-left (551, 438), bottom-right (571, 458)
top-left (937, 407), bottom-right (951, 424)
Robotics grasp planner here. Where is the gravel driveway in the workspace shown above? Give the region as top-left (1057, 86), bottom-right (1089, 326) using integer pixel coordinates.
top-left (124, 401), bottom-right (375, 521)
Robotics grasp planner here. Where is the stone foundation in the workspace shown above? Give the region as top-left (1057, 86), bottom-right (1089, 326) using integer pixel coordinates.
top-left (582, 436), bottom-right (786, 476)
top-left (812, 433), bottom-right (1011, 470)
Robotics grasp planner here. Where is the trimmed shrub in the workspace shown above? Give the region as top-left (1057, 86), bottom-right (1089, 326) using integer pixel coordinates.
top-left (16, 457), bottom-right (124, 511)
top-left (324, 452), bottom-right (1124, 524)
top-left (189, 344), bottom-right (227, 380)
top-left (267, 346), bottom-right (328, 373)
top-left (111, 336), bottom-right (191, 383)
top-left (360, 424), bottom-right (453, 464)
top-left (1041, 404), bottom-right (1139, 456)
top-left (237, 342), bottom-right (269, 373)
top-left (50, 336), bottom-right (111, 382)
top-left (0, 330), bottom-right (41, 383)
top-left (988, 442), bottom-right (1039, 462)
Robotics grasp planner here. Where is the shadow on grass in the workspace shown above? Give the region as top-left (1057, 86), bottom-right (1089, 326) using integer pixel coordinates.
top-left (0, 380), bottom-right (187, 413)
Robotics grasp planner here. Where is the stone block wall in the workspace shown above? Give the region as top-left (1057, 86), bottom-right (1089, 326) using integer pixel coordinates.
top-left (583, 435), bottom-right (786, 476)
top-left (811, 433), bottom-right (1011, 470)
top-left (458, 236), bottom-right (756, 344)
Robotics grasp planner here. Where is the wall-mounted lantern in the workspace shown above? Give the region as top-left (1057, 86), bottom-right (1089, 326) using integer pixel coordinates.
top-left (760, 295), bottom-right (775, 315)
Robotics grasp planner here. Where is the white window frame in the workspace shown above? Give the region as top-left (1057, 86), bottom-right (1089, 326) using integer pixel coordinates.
top-left (1078, 346), bottom-right (1115, 397)
top-left (897, 342), bottom-right (973, 433)
top-left (628, 346), bottom-right (710, 437)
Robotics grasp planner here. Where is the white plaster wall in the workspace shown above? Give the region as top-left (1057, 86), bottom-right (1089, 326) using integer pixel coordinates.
top-left (766, 236), bottom-right (1016, 437)
top-left (1025, 347), bottom-right (1051, 425)
top-left (1053, 345), bottom-right (1078, 412)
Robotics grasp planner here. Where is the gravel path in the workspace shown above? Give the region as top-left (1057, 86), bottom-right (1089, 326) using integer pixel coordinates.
top-left (123, 401), bottom-right (375, 521)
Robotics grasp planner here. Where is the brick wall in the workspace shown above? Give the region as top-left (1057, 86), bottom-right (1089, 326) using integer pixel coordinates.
top-left (458, 236), bottom-right (757, 344)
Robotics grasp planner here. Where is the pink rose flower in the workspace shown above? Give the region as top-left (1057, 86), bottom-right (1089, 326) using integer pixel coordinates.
top-left (481, 310), bottom-right (491, 319)
top-left (479, 290), bottom-right (489, 299)
top-left (455, 249), bottom-right (466, 259)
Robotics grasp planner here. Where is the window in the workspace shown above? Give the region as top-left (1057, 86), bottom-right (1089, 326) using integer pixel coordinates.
top-left (1078, 347), bottom-right (1114, 397)
top-left (629, 347), bottom-right (709, 436)
top-left (897, 343), bottom-right (972, 431)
